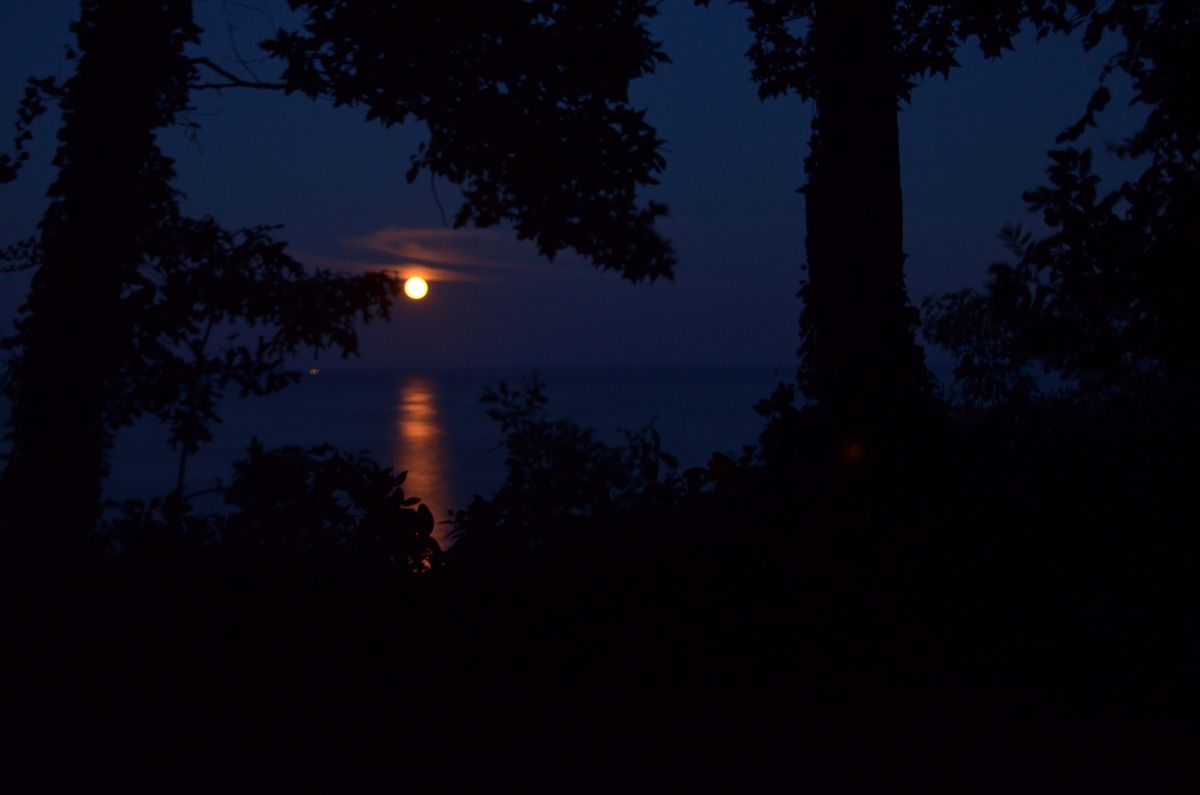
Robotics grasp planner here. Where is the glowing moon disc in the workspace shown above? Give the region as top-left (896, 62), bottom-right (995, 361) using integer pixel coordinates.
top-left (404, 276), bottom-right (429, 300)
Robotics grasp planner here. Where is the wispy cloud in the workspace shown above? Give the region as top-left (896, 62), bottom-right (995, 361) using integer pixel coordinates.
top-left (315, 225), bottom-right (557, 283)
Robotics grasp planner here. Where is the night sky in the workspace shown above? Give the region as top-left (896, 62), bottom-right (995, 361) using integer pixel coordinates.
top-left (1, 0), bottom-right (1143, 369)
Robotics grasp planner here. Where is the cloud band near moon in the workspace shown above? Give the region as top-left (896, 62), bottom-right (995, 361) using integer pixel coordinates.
top-left (301, 225), bottom-right (573, 284)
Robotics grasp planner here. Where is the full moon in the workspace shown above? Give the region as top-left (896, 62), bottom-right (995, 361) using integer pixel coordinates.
top-left (403, 276), bottom-right (429, 300)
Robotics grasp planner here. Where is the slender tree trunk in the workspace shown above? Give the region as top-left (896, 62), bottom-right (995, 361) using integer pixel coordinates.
top-left (0, 1), bottom-right (193, 547)
top-left (801, 0), bottom-right (932, 448)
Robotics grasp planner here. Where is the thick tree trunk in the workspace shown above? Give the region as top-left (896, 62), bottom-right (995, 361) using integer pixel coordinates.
top-left (801, 0), bottom-right (932, 447)
top-left (0, 1), bottom-right (192, 547)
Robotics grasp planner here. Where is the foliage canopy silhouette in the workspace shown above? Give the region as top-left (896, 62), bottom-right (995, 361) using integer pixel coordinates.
top-left (924, 0), bottom-right (1199, 408)
top-left (690, 0), bottom-right (1100, 444)
top-left (264, 0), bottom-right (676, 282)
top-left (0, 1), bottom-right (397, 543)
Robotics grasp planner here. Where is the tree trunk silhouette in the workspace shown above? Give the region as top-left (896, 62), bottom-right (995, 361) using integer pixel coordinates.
top-left (0, 0), bottom-right (194, 546)
top-left (800, 0), bottom-right (932, 445)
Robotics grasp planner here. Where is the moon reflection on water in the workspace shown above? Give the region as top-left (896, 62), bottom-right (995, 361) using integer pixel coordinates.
top-left (394, 374), bottom-right (455, 547)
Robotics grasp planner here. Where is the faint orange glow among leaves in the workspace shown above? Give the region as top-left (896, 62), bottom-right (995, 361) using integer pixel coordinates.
top-left (840, 441), bottom-right (866, 465)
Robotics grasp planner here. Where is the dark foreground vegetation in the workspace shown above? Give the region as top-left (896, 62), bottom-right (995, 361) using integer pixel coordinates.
top-left (4, 0), bottom-right (1198, 791)
top-left (9, 378), bottom-right (1198, 792)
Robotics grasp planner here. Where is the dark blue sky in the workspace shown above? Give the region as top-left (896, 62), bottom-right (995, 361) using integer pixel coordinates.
top-left (1, 0), bottom-right (1142, 368)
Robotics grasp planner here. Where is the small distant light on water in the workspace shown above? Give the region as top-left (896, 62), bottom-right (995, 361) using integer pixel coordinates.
top-left (404, 276), bottom-right (429, 300)
top-left (308, 367), bottom-right (320, 376)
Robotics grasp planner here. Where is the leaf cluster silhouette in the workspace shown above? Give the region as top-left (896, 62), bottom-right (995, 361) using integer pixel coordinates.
top-left (0, 0), bottom-right (399, 542)
top-left (923, 0), bottom-right (1199, 409)
top-left (264, 0), bottom-right (676, 281)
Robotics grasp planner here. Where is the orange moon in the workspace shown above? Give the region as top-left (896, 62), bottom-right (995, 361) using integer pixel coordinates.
top-left (403, 276), bottom-right (429, 300)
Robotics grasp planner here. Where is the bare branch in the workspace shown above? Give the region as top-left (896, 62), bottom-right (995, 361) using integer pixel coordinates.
top-left (189, 56), bottom-right (285, 91)
top-left (226, 22), bottom-right (266, 83)
top-left (431, 172), bottom-right (451, 229)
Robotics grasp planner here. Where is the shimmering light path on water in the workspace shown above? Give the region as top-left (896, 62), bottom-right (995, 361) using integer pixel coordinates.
top-left (394, 375), bottom-right (456, 545)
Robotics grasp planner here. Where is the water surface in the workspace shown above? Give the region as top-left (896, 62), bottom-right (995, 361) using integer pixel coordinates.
top-left (106, 366), bottom-right (796, 530)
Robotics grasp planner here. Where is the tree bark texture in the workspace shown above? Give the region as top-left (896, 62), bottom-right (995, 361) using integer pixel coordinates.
top-left (801, 0), bottom-right (932, 443)
top-left (1, 1), bottom-right (192, 545)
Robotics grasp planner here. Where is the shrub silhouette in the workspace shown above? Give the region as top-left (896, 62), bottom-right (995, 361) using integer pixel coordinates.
top-left (107, 440), bottom-right (440, 574)
top-left (451, 374), bottom-right (682, 558)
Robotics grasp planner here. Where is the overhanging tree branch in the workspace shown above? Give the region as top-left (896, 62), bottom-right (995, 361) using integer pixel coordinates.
top-left (189, 56), bottom-right (285, 91)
